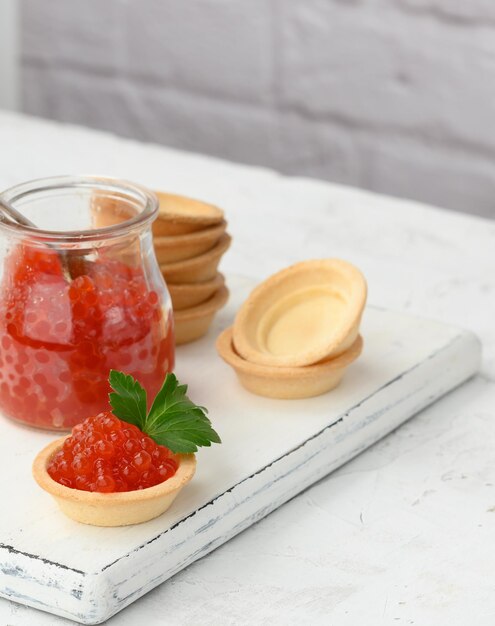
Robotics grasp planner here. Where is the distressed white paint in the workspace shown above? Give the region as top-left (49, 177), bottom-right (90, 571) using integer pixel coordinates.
top-left (0, 112), bottom-right (493, 626)
top-left (0, 0), bottom-right (19, 110)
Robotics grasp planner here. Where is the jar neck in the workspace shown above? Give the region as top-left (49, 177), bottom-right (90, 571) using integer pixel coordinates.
top-left (0, 175), bottom-right (158, 248)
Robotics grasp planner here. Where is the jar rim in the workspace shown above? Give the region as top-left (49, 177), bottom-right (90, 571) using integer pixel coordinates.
top-left (0, 175), bottom-right (159, 243)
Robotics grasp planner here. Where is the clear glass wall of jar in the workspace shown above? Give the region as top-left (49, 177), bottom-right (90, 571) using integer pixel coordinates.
top-left (0, 176), bottom-right (174, 430)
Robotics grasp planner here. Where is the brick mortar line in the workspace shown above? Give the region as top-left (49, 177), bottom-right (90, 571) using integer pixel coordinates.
top-left (328, 0), bottom-right (495, 30)
top-left (20, 57), bottom-right (495, 165)
top-left (390, 2), bottom-right (495, 29)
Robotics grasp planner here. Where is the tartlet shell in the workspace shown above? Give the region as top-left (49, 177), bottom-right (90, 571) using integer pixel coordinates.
top-left (233, 259), bottom-right (367, 368)
top-left (169, 272), bottom-right (225, 311)
top-left (153, 220), bottom-right (227, 264)
top-left (160, 233), bottom-right (231, 283)
top-left (217, 327), bottom-right (363, 399)
top-left (175, 285), bottom-right (229, 345)
top-left (153, 192), bottom-right (224, 236)
top-left (33, 437), bottom-right (196, 527)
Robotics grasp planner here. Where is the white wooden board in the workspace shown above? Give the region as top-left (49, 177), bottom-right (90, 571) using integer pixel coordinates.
top-left (0, 275), bottom-right (481, 624)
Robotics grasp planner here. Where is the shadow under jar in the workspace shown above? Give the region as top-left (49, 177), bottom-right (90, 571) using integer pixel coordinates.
top-left (0, 176), bottom-right (174, 430)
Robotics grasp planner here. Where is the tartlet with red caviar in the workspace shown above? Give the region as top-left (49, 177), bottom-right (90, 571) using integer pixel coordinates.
top-left (33, 371), bottom-right (220, 526)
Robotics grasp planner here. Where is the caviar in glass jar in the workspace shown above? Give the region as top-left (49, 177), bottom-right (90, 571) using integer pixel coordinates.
top-left (0, 176), bottom-right (174, 430)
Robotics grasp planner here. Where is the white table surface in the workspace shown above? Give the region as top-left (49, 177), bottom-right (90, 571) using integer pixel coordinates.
top-left (0, 111), bottom-right (494, 626)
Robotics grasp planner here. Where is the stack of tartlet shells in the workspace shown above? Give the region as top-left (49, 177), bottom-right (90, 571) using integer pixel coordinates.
top-left (153, 192), bottom-right (230, 345)
top-left (216, 259), bottom-right (367, 399)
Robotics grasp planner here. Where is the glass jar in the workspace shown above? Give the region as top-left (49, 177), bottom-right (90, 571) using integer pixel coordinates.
top-left (0, 176), bottom-right (174, 430)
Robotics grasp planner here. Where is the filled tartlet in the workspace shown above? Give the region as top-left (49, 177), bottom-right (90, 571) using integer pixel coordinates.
top-left (33, 370), bottom-right (221, 526)
top-left (45, 412), bottom-right (181, 493)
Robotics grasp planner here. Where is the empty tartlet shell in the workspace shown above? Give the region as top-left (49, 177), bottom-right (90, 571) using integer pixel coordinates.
top-left (161, 234), bottom-right (231, 283)
top-left (33, 437), bottom-right (196, 527)
top-left (175, 285), bottom-right (229, 345)
top-left (217, 327), bottom-right (363, 399)
top-left (153, 220), bottom-right (227, 264)
top-left (153, 192), bottom-right (224, 236)
top-left (169, 273), bottom-right (225, 311)
top-left (233, 259), bottom-right (367, 368)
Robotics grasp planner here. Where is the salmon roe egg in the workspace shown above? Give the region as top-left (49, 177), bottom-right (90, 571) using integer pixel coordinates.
top-left (47, 411), bottom-right (178, 492)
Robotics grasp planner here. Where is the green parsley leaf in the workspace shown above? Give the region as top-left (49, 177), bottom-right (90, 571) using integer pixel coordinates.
top-left (108, 371), bottom-right (221, 454)
top-left (109, 370), bottom-right (147, 431)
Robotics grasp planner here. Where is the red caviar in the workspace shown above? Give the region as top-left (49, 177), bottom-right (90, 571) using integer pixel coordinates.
top-left (47, 411), bottom-right (178, 492)
top-left (0, 245), bottom-right (174, 429)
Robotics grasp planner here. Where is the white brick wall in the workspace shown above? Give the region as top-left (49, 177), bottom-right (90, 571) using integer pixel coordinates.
top-left (20, 0), bottom-right (495, 218)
